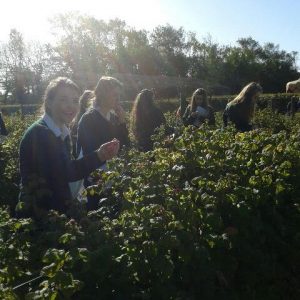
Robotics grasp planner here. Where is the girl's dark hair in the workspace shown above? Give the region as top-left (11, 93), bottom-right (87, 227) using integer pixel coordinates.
top-left (43, 77), bottom-right (80, 116)
top-left (71, 90), bottom-right (94, 135)
top-left (131, 89), bottom-right (155, 136)
top-left (190, 88), bottom-right (208, 112)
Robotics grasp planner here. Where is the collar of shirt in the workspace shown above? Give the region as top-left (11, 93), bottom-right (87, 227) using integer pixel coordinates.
top-left (42, 114), bottom-right (70, 140)
top-left (92, 103), bottom-right (112, 121)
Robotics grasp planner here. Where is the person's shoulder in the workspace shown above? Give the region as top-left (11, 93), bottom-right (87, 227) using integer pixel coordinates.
top-left (23, 119), bottom-right (47, 135)
top-left (20, 119), bottom-right (53, 150)
top-left (79, 108), bottom-right (101, 124)
top-left (22, 119), bottom-right (55, 140)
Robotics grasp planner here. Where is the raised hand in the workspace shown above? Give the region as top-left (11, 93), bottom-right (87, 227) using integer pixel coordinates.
top-left (97, 138), bottom-right (120, 161)
top-left (114, 103), bottom-right (126, 124)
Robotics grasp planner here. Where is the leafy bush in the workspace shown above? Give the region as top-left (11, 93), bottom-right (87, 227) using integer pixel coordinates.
top-left (1, 110), bottom-right (300, 299)
top-left (0, 114), bottom-right (35, 212)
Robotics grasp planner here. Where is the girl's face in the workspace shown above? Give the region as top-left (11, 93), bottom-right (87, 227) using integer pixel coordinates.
top-left (195, 94), bottom-right (205, 106)
top-left (107, 86), bottom-right (121, 109)
top-left (47, 86), bottom-right (79, 126)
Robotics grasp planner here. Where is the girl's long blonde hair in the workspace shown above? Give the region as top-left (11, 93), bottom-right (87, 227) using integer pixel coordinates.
top-left (230, 82), bottom-right (262, 120)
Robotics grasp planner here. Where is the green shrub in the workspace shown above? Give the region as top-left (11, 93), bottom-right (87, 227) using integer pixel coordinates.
top-left (1, 110), bottom-right (300, 299)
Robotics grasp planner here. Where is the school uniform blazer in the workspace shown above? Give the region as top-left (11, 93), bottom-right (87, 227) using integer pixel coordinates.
top-left (223, 102), bottom-right (253, 132)
top-left (19, 119), bottom-right (103, 213)
top-left (77, 108), bottom-right (129, 157)
top-left (135, 107), bottom-right (166, 151)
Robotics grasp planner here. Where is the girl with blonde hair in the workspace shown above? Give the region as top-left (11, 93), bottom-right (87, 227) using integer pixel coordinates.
top-left (223, 82), bottom-right (262, 132)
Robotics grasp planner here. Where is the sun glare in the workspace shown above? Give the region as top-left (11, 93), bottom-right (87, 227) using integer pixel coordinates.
top-left (0, 0), bottom-right (166, 42)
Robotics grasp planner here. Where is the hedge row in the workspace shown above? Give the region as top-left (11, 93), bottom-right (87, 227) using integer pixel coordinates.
top-left (1, 93), bottom-right (299, 116)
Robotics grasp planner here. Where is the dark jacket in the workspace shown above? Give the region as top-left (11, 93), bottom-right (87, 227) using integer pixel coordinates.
top-left (77, 108), bottom-right (129, 157)
top-left (135, 106), bottom-right (166, 151)
top-left (182, 105), bottom-right (215, 126)
top-left (223, 102), bottom-right (253, 132)
top-left (19, 119), bottom-right (103, 213)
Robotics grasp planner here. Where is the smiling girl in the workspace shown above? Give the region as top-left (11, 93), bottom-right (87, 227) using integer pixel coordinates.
top-left (19, 77), bottom-right (119, 215)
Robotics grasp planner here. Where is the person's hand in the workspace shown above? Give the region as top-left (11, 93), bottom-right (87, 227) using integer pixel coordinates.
top-left (97, 138), bottom-right (120, 161)
top-left (114, 103), bottom-right (126, 123)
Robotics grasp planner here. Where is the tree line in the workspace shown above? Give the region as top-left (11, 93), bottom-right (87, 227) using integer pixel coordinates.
top-left (0, 13), bottom-right (299, 104)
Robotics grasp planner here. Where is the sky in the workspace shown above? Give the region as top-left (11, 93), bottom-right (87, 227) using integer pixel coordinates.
top-left (1, 0), bottom-right (299, 64)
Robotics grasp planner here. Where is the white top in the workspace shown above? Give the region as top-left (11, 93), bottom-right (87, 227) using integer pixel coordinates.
top-left (42, 114), bottom-right (70, 140)
top-left (196, 106), bottom-right (209, 118)
top-left (92, 103), bottom-right (113, 121)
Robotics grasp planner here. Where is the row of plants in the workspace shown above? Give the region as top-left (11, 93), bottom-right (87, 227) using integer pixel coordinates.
top-left (0, 110), bottom-right (300, 299)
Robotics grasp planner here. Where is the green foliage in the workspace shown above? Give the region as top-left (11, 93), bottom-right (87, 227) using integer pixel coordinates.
top-left (0, 114), bottom-right (35, 211)
top-left (1, 110), bottom-right (300, 299)
top-left (0, 17), bottom-right (299, 106)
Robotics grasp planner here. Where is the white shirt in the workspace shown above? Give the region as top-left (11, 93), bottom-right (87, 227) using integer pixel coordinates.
top-left (42, 114), bottom-right (70, 141)
top-left (92, 103), bottom-right (113, 121)
top-left (42, 113), bottom-right (83, 199)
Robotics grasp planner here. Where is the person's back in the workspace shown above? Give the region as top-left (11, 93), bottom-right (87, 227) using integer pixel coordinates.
top-left (223, 100), bottom-right (253, 131)
top-left (223, 82), bottom-right (262, 132)
top-left (131, 89), bottom-right (166, 151)
top-left (136, 105), bottom-right (165, 151)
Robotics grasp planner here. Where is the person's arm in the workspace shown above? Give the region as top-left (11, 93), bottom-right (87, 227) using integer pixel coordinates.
top-left (179, 94), bottom-right (188, 118)
top-left (64, 139), bottom-right (119, 182)
top-left (182, 106), bottom-right (196, 126)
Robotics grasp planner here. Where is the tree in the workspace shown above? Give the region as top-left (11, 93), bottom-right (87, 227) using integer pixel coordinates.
top-left (150, 24), bottom-right (189, 76)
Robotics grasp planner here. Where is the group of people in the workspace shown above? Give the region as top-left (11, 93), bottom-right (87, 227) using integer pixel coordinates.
top-left (18, 76), bottom-right (169, 215)
top-left (178, 82), bottom-right (263, 132)
top-left (13, 76), bottom-right (295, 216)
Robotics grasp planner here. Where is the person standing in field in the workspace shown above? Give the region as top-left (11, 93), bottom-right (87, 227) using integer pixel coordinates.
top-left (182, 88), bottom-right (215, 127)
top-left (131, 89), bottom-right (166, 151)
top-left (77, 76), bottom-right (129, 210)
top-left (18, 77), bottom-right (119, 216)
top-left (223, 82), bottom-right (262, 132)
